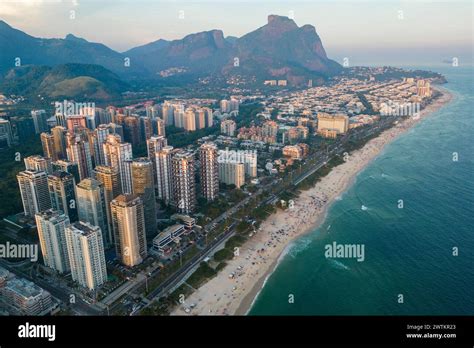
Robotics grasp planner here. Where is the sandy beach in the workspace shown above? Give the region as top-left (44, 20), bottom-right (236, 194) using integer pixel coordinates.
top-left (172, 88), bottom-right (453, 316)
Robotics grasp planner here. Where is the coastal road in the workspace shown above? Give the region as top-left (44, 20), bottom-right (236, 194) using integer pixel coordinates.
top-left (139, 227), bottom-right (236, 313)
top-left (101, 273), bottom-right (147, 307)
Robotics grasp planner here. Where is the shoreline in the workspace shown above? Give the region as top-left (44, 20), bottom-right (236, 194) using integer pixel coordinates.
top-left (236, 160), bottom-right (359, 315)
top-left (172, 87), bottom-right (453, 316)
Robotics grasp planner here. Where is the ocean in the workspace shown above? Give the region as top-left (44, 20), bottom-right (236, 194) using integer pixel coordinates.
top-left (249, 66), bottom-right (474, 315)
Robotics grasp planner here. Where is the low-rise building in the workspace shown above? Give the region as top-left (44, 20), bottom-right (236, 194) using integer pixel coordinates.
top-left (0, 273), bottom-right (56, 315)
top-left (317, 113), bottom-right (349, 136)
top-left (283, 145), bottom-right (303, 160)
top-left (152, 224), bottom-right (186, 257)
top-left (318, 128), bottom-right (338, 139)
top-left (171, 214), bottom-right (196, 230)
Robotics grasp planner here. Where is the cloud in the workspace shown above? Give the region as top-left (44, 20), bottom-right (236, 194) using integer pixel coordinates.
top-left (0, 0), bottom-right (63, 17)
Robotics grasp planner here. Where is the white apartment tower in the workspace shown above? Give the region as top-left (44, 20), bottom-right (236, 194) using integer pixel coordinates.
top-left (183, 109), bottom-right (196, 131)
top-left (147, 135), bottom-right (168, 186)
top-left (155, 146), bottom-right (175, 205)
top-left (35, 209), bottom-right (71, 273)
top-left (92, 124), bottom-right (111, 166)
top-left (218, 161), bottom-right (245, 189)
top-left (171, 150), bottom-right (196, 214)
top-left (199, 142), bottom-right (219, 201)
top-left (65, 221), bottom-right (108, 290)
top-left (17, 170), bottom-right (51, 216)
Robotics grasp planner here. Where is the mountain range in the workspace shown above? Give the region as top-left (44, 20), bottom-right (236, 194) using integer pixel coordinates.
top-left (0, 15), bottom-right (342, 99)
top-left (1, 64), bottom-right (128, 101)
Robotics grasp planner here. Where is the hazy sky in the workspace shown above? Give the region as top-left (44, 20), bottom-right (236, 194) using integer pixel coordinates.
top-left (1, 0), bottom-right (472, 66)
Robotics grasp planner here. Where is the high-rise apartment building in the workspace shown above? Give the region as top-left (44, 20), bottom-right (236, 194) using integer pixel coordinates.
top-left (220, 100), bottom-right (230, 113)
top-left (146, 104), bottom-right (160, 119)
top-left (183, 109), bottom-right (196, 131)
top-left (155, 146), bottom-right (175, 205)
top-left (91, 124), bottom-right (111, 166)
top-left (131, 158), bottom-right (157, 237)
top-left (147, 135), bottom-right (168, 186)
top-left (95, 107), bottom-right (111, 125)
top-left (35, 209), bottom-right (71, 273)
top-left (171, 150), bottom-right (196, 214)
top-left (47, 171), bottom-right (78, 222)
top-left (218, 149), bottom-right (257, 178)
top-left (218, 161), bottom-right (245, 189)
top-left (220, 99), bottom-right (239, 114)
top-left (204, 107), bottom-right (213, 127)
top-left (31, 110), bottom-right (49, 134)
top-left (40, 133), bottom-right (57, 160)
top-left (65, 221), bottom-right (108, 290)
top-left (243, 152), bottom-right (258, 178)
top-left (24, 155), bottom-right (52, 174)
top-left (65, 115), bottom-right (87, 132)
top-left (106, 122), bottom-right (124, 140)
top-left (123, 116), bottom-right (141, 147)
top-left (220, 119), bottom-right (236, 137)
top-left (147, 135), bottom-right (167, 159)
top-left (93, 165), bottom-right (121, 244)
top-left (110, 194), bottom-right (147, 267)
top-left (17, 170), bottom-right (51, 216)
top-left (66, 134), bottom-right (93, 181)
top-left (76, 178), bottom-right (110, 247)
top-left (199, 142), bottom-right (219, 201)
top-left (51, 126), bottom-right (68, 160)
top-left (230, 98), bottom-right (239, 113)
top-left (103, 134), bottom-right (133, 194)
top-left (52, 160), bottom-right (80, 184)
top-left (162, 102), bottom-right (175, 126)
top-left (140, 116), bottom-right (153, 141)
top-left (154, 117), bottom-right (166, 137)
top-left (173, 104), bottom-right (185, 128)
top-left (194, 109), bottom-right (206, 130)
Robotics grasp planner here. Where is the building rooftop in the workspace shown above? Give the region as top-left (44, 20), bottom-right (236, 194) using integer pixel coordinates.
top-left (17, 170), bottom-right (47, 177)
top-left (132, 157), bottom-right (152, 165)
top-left (4, 277), bottom-right (46, 300)
top-left (35, 209), bottom-right (68, 222)
top-left (112, 194), bottom-right (141, 206)
top-left (94, 165), bottom-right (118, 174)
top-left (49, 171), bottom-right (73, 180)
top-left (68, 221), bottom-right (99, 236)
top-left (77, 178), bottom-right (102, 190)
top-left (153, 224), bottom-right (185, 245)
top-left (171, 214), bottom-right (196, 224)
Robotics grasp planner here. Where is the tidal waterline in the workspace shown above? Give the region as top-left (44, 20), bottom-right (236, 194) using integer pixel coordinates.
top-left (249, 66), bottom-right (474, 315)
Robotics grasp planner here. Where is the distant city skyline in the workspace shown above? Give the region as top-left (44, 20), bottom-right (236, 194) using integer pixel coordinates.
top-left (0, 0), bottom-right (472, 66)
